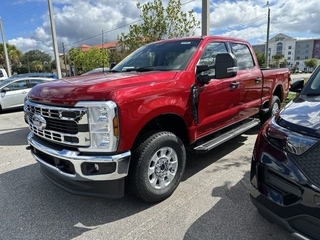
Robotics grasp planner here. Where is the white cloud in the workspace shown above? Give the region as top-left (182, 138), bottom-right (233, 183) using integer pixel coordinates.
top-left (6, 0), bottom-right (320, 57)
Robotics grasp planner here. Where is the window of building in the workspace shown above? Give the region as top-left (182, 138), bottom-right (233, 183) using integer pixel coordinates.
top-left (288, 51), bottom-right (291, 55)
top-left (276, 42), bottom-right (283, 54)
top-left (288, 57), bottom-right (291, 60)
top-left (306, 44), bottom-right (309, 48)
top-left (297, 50), bottom-right (300, 54)
top-left (288, 46), bottom-right (292, 49)
top-left (305, 56), bottom-right (308, 59)
top-left (296, 62), bottom-right (299, 65)
top-left (298, 45), bottom-right (301, 48)
top-left (297, 56), bottom-right (300, 60)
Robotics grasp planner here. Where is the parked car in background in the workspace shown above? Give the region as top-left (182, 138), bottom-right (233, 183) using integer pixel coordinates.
top-left (250, 65), bottom-right (320, 239)
top-left (81, 67), bottom-right (110, 75)
top-left (11, 72), bottom-right (58, 79)
top-left (0, 77), bottom-right (53, 111)
top-left (0, 68), bottom-right (9, 81)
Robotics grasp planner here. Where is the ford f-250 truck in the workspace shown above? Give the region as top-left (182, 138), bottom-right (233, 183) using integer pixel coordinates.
top-left (24, 36), bottom-right (290, 202)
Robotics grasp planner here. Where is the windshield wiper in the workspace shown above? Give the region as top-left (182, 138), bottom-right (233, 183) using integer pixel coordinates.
top-left (123, 67), bottom-right (155, 72)
top-left (306, 92), bottom-right (320, 96)
top-left (109, 69), bottom-right (120, 73)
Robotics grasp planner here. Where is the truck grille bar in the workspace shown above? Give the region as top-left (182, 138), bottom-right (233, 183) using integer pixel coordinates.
top-left (24, 100), bottom-right (90, 147)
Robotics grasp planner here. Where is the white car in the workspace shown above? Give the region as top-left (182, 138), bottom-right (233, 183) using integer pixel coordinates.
top-left (0, 77), bottom-right (53, 111)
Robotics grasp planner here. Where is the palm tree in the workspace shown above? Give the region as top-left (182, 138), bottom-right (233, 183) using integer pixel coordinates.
top-left (0, 43), bottom-right (22, 71)
top-left (272, 54), bottom-right (284, 68)
top-left (31, 61), bottom-right (43, 72)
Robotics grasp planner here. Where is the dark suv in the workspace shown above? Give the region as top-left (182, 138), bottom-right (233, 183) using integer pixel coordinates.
top-left (250, 65), bottom-right (320, 240)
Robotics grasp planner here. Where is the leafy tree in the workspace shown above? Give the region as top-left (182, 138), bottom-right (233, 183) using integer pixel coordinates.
top-left (272, 53), bottom-right (284, 68)
top-left (31, 61), bottom-right (43, 72)
top-left (118, 0), bottom-right (200, 52)
top-left (0, 43), bottom-right (23, 73)
top-left (69, 47), bottom-right (109, 75)
top-left (304, 58), bottom-right (318, 72)
top-left (254, 50), bottom-right (265, 66)
top-left (20, 50), bottom-right (52, 73)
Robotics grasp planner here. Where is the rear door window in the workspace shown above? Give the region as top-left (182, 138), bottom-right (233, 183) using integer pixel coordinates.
top-left (230, 43), bottom-right (255, 70)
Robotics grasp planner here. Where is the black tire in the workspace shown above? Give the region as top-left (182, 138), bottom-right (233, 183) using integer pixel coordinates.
top-left (260, 96), bottom-right (280, 125)
top-left (128, 131), bottom-right (186, 203)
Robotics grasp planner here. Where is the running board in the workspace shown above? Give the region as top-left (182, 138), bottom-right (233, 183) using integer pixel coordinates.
top-left (193, 119), bottom-right (260, 152)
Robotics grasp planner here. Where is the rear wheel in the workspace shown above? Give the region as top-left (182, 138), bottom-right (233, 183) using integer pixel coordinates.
top-left (129, 131), bottom-right (186, 203)
top-left (260, 96), bottom-right (280, 125)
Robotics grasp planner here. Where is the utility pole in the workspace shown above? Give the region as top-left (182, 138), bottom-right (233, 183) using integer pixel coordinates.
top-left (201, 0), bottom-right (210, 36)
top-left (0, 18), bottom-right (11, 77)
top-left (61, 42), bottom-right (67, 76)
top-left (47, 0), bottom-right (62, 78)
top-left (265, 1), bottom-right (270, 68)
top-left (102, 30), bottom-right (105, 71)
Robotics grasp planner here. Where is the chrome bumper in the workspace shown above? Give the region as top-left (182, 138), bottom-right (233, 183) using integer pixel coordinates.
top-left (27, 132), bottom-right (131, 181)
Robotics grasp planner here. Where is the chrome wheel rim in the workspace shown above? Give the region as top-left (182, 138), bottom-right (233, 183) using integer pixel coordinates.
top-left (272, 102), bottom-right (280, 115)
top-left (148, 147), bottom-right (178, 190)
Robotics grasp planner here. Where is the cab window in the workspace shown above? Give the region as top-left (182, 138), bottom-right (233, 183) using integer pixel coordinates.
top-left (5, 80), bottom-right (28, 91)
top-left (230, 43), bottom-right (255, 70)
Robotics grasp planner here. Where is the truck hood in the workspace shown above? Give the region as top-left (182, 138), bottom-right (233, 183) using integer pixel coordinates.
top-left (277, 95), bottom-right (320, 138)
top-left (28, 71), bottom-right (177, 105)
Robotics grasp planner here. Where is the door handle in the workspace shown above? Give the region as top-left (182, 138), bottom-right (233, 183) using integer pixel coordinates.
top-left (230, 81), bottom-right (240, 89)
top-left (255, 77), bottom-right (262, 83)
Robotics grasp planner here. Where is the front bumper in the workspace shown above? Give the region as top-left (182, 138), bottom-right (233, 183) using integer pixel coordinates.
top-left (28, 132), bottom-right (131, 198)
top-left (250, 135), bottom-right (320, 240)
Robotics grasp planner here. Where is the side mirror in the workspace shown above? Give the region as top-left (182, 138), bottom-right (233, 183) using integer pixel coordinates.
top-left (1, 87), bottom-right (9, 92)
top-left (215, 53), bottom-right (238, 79)
top-left (289, 78), bottom-right (304, 93)
top-left (196, 65), bottom-right (210, 73)
top-left (110, 62), bottom-right (116, 70)
top-left (196, 65), bottom-right (214, 84)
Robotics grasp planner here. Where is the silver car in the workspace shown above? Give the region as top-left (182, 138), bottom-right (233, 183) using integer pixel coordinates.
top-left (0, 77), bottom-right (53, 111)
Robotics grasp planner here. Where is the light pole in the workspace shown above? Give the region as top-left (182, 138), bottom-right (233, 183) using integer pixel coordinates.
top-left (47, 0), bottom-right (62, 78)
top-left (265, 1), bottom-right (270, 68)
top-left (0, 18), bottom-right (11, 77)
top-left (202, 0), bottom-right (210, 36)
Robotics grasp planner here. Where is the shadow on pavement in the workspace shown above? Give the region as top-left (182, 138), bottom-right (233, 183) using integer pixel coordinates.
top-left (0, 127), bottom-right (29, 146)
top-left (0, 163), bottom-right (152, 240)
top-left (183, 172), bottom-right (293, 240)
top-left (183, 129), bottom-right (258, 181)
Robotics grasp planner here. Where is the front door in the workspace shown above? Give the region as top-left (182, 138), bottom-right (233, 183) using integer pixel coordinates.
top-left (195, 41), bottom-right (241, 139)
top-left (1, 80), bottom-right (29, 109)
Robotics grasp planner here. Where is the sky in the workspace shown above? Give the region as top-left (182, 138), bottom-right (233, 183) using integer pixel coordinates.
top-left (1, 0), bottom-right (320, 57)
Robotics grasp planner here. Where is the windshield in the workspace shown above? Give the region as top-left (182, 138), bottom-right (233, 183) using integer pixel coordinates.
top-left (112, 39), bottom-right (201, 72)
top-left (301, 65), bottom-right (320, 96)
top-left (0, 79), bottom-right (13, 88)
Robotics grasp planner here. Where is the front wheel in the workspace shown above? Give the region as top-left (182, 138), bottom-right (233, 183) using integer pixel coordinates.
top-left (129, 131), bottom-right (186, 203)
top-left (260, 96), bottom-right (281, 125)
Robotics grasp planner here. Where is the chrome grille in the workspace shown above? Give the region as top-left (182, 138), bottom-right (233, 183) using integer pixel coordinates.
top-left (24, 100), bottom-right (90, 147)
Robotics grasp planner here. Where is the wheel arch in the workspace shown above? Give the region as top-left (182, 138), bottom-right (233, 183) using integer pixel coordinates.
top-left (132, 113), bottom-right (190, 149)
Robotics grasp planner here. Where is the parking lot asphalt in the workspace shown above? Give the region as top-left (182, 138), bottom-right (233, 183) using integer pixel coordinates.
top-left (0, 110), bottom-right (295, 240)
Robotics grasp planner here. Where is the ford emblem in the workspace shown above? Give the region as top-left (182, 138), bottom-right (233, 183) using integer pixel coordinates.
top-left (31, 114), bottom-right (47, 130)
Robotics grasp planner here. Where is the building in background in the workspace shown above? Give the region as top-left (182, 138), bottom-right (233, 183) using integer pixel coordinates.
top-left (252, 33), bottom-right (320, 72)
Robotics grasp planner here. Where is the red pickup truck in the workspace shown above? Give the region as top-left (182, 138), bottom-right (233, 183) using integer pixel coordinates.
top-left (24, 36), bottom-right (290, 202)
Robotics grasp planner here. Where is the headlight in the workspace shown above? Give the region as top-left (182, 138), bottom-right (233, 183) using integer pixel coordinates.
top-left (264, 117), bottom-right (318, 155)
top-left (76, 101), bottom-right (119, 152)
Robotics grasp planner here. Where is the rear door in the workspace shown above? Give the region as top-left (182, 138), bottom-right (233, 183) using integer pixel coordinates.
top-left (1, 79), bottom-right (29, 109)
top-left (229, 42), bottom-right (263, 118)
top-left (195, 41), bottom-right (241, 138)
